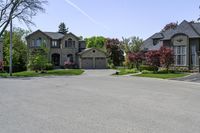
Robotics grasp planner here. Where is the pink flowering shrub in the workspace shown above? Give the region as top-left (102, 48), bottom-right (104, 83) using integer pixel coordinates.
top-left (64, 61), bottom-right (75, 69)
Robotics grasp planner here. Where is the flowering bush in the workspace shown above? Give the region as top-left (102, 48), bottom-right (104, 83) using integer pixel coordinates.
top-left (159, 46), bottom-right (174, 71)
top-left (128, 52), bottom-right (145, 70)
top-left (145, 50), bottom-right (160, 72)
top-left (64, 61), bottom-right (75, 69)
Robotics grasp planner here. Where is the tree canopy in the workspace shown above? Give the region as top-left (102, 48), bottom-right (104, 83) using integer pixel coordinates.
top-left (58, 22), bottom-right (68, 34)
top-left (121, 36), bottom-right (143, 54)
top-left (0, 0), bottom-right (48, 37)
top-left (2, 28), bottom-right (28, 71)
top-left (85, 36), bottom-right (106, 49)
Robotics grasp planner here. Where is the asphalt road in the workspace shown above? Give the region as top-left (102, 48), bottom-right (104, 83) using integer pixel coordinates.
top-left (173, 73), bottom-right (200, 83)
top-left (0, 70), bottom-right (200, 133)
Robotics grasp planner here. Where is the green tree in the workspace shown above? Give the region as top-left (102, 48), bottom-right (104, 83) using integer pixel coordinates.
top-left (58, 22), bottom-right (68, 34)
top-left (121, 36), bottom-right (143, 68)
top-left (28, 44), bottom-right (50, 72)
top-left (2, 28), bottom-right (28, 72)
top-left (122, 36), bottom-right (143, 54)
top-left (85, 36), bottom-right (106, 49)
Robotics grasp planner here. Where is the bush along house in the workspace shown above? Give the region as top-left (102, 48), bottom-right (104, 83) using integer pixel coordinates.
top-left (26, 30), bottom-right (107, 69)
top-left (141, 20), bottom-right (200, 72)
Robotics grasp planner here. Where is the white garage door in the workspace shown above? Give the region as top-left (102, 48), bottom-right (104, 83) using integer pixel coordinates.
top-left (95, 57), bottom-right (106, 69)
top-left (82, 58), bottom-right (93, 69)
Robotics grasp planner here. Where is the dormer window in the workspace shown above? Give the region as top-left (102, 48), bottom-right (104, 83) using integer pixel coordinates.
top-left (153, 39), bottom-right (159, 46)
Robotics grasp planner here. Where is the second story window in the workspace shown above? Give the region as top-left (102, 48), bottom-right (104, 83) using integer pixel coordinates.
top-left (153, 39), bottom-right (159, 46)
top-left (51, 40), bottom-right (60, 48)
top-left (36, 37), bottom-right (42, 47)
top-left (65, 38), bottom-right (75, 48)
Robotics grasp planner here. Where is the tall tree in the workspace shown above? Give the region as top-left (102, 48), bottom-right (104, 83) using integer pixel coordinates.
top-left (0, 0), bottom-right (48, 37)
top-left (105, 38), bottom-right (124, 66)
top-left (58, 22), bottom-right (68, 34)
top-left (121, 36), bottom-right (143, 54)
top-left (2, 28), bottom-right (28, 71)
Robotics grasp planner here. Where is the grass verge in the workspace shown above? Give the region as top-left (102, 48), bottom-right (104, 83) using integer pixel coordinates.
top-left (135, 73), bottom-right (189, 79)
top-left (0, 69), bottom-right (84, 78)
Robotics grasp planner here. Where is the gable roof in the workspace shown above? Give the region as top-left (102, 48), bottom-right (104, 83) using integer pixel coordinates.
top-left (43, 32), bottom-right (64, 40)
top-left (26, 30), bottom-right (81, 40)
top-left (162, 20), bottom-right (200, 40)
top-left (142, 20), bottom-right (200, 50)
top-left (78, 47), bottom-right (107, 56)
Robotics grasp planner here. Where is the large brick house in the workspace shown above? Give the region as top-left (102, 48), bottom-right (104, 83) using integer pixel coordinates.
top-left (141, 20), bottom-right (200, 71)
top-left (26, 30), bottom-right (107, 69)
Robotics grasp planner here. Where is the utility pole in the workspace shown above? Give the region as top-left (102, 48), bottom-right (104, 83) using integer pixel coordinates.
top-left (9, 19), bottom-right (13, 76)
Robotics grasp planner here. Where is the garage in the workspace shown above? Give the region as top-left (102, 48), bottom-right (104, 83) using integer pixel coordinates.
top-left (95, 58), bottom-right (107, 69)
top-left (81, 58), bottom-right (93, 69)
top-left (79, 48), bottom-right (107, 69)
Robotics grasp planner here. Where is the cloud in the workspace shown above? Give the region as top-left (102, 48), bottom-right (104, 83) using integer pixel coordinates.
top-left (63, 0), bottom-right (110, 31)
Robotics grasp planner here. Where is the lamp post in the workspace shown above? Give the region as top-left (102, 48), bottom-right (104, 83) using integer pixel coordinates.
top-left (198, 51), bottom-right (200, 73)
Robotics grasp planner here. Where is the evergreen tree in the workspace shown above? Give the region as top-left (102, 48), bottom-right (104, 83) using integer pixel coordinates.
top-left (58, 22), bottom-right (68, 34)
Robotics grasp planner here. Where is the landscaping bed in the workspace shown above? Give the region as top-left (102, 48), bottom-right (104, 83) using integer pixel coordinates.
top-left (0, 69), bottom-right (84, 78)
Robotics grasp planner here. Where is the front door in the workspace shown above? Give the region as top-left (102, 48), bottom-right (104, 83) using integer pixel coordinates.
top-left (52, 54), bottom-right (60, 66)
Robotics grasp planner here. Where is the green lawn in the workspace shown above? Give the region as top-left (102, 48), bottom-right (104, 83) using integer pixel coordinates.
top-left (135, 73), bottom-right (189, 79)
top-left (0, 69), bottom-right (84, 78)
top-left (115, 68), bottom-right (138, 75)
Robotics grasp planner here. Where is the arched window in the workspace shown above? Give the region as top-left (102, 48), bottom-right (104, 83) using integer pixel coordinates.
top-left (36, 37), bottom-right (42, 47)
top-left (68, 38), bottom-right (72, 47)
top-left (67, 54), bottom-right (73, 62)
top-left (65, 38), bottom-right (75, 48)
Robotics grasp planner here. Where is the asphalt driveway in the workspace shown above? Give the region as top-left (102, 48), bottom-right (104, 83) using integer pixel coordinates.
top-left (0, 70), bottom-right (200, 133)
top-left (172, 73), bottom-right (200, 83)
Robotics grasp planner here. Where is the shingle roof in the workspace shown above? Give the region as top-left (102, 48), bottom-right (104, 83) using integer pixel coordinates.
top-left (162, 20), bottom-right (200, 40)
top-left (142, 20), bottom-right (200, 50)
top-left (151, 32), bottom-right (163, 39)
top-left (43, 32), bottom-right (64, 40)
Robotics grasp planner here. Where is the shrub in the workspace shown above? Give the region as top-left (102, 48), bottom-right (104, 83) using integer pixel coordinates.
top-left (142, 70), bottom-right (154, 74)
top-left (0, 61), bottom-right (4, 72)
top-left (145, 50), bottom-right (160, 72)
top-left (64, 61), bottom-right (76, 69)
top-left (128, 52), bottom-right (145, 70)
top-left (140, 65), bottom-right (158, 71)
top-left (160, 46), bottom-right (174, 71)
top-left (108, 63), bottom-right (116, 69)
top-left (4, 65), bottom-right (27, 73)
top-left (45, 63), bottom-right (53, 70)
top-left (157, 68), bottom-right (176, 74)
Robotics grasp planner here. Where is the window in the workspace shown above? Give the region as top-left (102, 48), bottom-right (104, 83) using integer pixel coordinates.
top-left (35, 37), bottom-right (42, 47)
top-left (65, 38), bottom-right (75, 48)
top-left (51, 40), bottom-right (60, 48)
top-left (153, 39), bottom-right (159, 46)
top-left (191, 44), bottom-right (196, 66)
top-left (174, 46), bottom-right (186, 66)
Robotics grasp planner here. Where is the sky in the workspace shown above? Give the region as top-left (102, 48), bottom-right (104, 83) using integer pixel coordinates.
top-left (14, 0), bottom-right (200, 40)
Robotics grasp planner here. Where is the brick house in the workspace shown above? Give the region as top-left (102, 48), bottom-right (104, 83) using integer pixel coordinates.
top-left (141, 20), bottom-right (200, 71)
